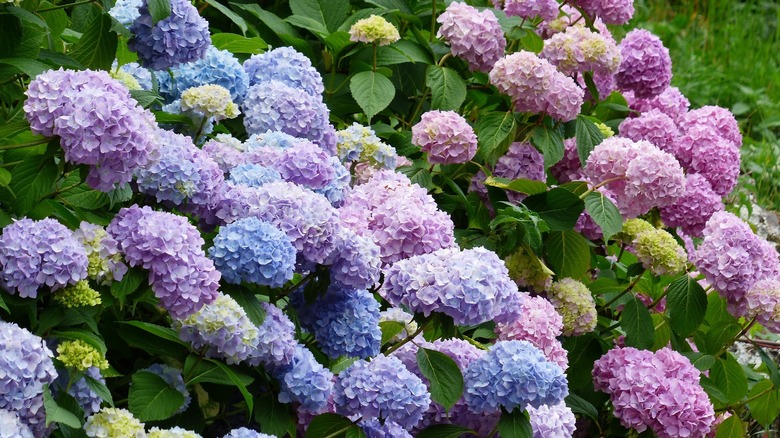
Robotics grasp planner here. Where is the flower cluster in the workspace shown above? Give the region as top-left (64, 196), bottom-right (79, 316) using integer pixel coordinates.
top-left (470, 142), bottom-right (545, 207)
top-left (437, 2), bottom-right (506, 72)
top-left (158, 46), bottom-right (249, 104)
top-left (633, 227), bottom-right (688, 275)
top-left (681, 105), bottom-right (742, 148)
top-left (57, 339), bottom-right (109, 371)
top-left (148, 427), bottom-right (202, 438)
top-left (659, 175), bottom-right (723, 237)
top-left (412, 110), bottom-right (478, 164)
top-left (676, 124), bottom-right (739, 196)
top-left (593, 347), bottom-right (715, 437)
top-left (204, 137), bottom-right (246, 174)
top-left (244, 47), bottom-right (324, 96)
top-left (528, 402), bottom-right (577, 438)
top-left (0, 409), bottom-right (33, 438)
top-left (503, 245), bottom-right (554, 291)
top-left (349, 15), bottom-right (400, 45)
top-left (571, 0), bottom-right (635, 24)
top-left (547, 278), bottom-right (597, 336)
top-left (0, 218), bottom-right (88, 298)
top-left (84, 408), bottom-right (145, 438)
top-left (540, 25), bottom-right (621, 76)
top-left (744, 279), bottom-right (780, 333)
top-left (489, 51), bottom-right (584, 122)
top-left (272, 344), bottom-right (334, 411)
top-left (52, 367), bottom-right (104, 418)
top-left (328, 228), bottom-right (382, 290)
top-left (616, 29), bottom-right (672, 99)
top-left (625, 86), bottom-right (690, 122)
top-left (224, 428), bottom-right (274, 438)
top-left (228, 164), bottom-right (281, 188)
top-left (494, 0), bottom-right (559, 21)
top-left (109, 0), bottom-right (141, 27)
top-left (180, 84), bottom-right (240, 122)
top-left (74, 222), bottom-right (127, 286)
top-left (618, 109), bottom-right (679, 155)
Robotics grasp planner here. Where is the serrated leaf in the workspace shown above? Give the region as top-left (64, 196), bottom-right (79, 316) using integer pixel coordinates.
top-left (476, 111), bottom-right (516, 166)
top-left (350, 71), bottom-right (395, 121)
top-left (417, 424), bottom-right (477, 438)
top-left (207, 359), bottom-right (253, 413)
top-left (711, 356), bottom-right (748, 404)
top-left (307, 413), bottom-right (355, 438)
top-left (148, 0), bottom-right (171, 24)
top-left (575, 115), bottom-right (605, 166)
top-left (565, 393), bottom-right (599, 422)
top-left (44, 385), bottom-right (82, 428)
top-left (58, 184), bottom-right (109, 210)
top-left (426, 65), bottom-right (467, 111)
top-left (110, 267), bottom-right (145, 306)
top-left (714, 415), bottom-right (745, 438)
top-left (119, 321), bottom-right (188, 347)
top-left (620, 296), bottom-right (655, 349)
top-left (380, 320), bottom-right (406, 345)
top-left (183, 354), bottom-right (254, 386)
top-left (498, 408), bottom-right (532, 438)
top-left (665, 275), bottom-right (708, 337)
top-left (376, 40), bottom-right (432, 65)
top-left (756, 346), bottom-right (780, 387)
top-left (583, 191), bottom-right (622, 240)
top-left (545, 230), bottom-right (591, 279)
top-left (211, 33), bottom-right (267, 54)
top-left (128, 371), bottom-right (185, 421)
top-left (0, 58), bottom-right (51, 77)
top-left (416, 348), bottom-right (464, 410)
top-left (290, 0), bottom-right (349, 33)
top-left (130, 90), bottom-right (163, 108)
top-left (70, 13), bottom-right (117, 70)
top-left (747, 380), bottom-right (780, 426)
top-left (0, 168), bottom-right (11, 187)
top-left (524, 188), bottom-right (584, 231)
top-left (286, 15), bottom-right (329, 37)
top-left (520, 29), bottom-right (543, 53)
top-left (8, 154), bottom-right (58, 215)
top-left (531, 124), bottom-right (564, 169)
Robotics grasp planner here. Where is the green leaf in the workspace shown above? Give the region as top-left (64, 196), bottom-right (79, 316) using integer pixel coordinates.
top-left (519, 29), bottom-right (543, 53)
top-left (70, 13), bottom-right (117, 70)
top-left (0, 168), bottom-right (11, 187)
top-left (545, 230), bottom-right (591, 279)
top-left (204, 0), bottom-right (247, 35)
top-left (255, 391), bottom-right (296, 438)
top-left (364, 0), bottom-right (413, 14)
top-left (108, 184), bottom-right (133, 208)
top-left (416, 424), bottom-right (477, 438)
top-left (380, 320), bottom-right (406, 345)
top-left (148, 0), bottom-right (171, 24)
top-left (207, 359), bottom-right (254, 413)
top-left (680, 352), bottom-right (716, 371)
top-left (483, 176), bottom-right (548, 196)
top-left (376, 40), bottom-right (433, 65)
top-left (426, 65), bottom-right (467, 111)
top-left (476, 111), bottom-right (516, 166)
top-left (224, 287), bottom-right (266, 326)
top-left (583, 191), bottom-right (622, 240)
top-left (211, 33), bottom-right (267, 54)
top-left (757, 346), bottom-right (780, 387)
top-left (498, 408), bottom-right (532, 438)
top-left (44, 385), bottom-right (82, 428)
top-left (350, 70), bottom-right (395, 120)
top-left (416, 348), bottom-right (464, 410)
top-left (58, 184), bottom-right (109, 210)
top-left (345, 426), bottom-right (367, 438)
top-left (665, 275), bottom-right (708, 337)
top-left (711, 356), bottom-right (748, 404)
top-left (119, 321), bottom-right (188, 346)
top-left (714, 415), bottom-right (745, 438)
top-left (53, 329), bottom-right (108, 354)
top-left (575, 115), bottom-right (605, 166)
top-left (620, 296), bottom-right (655, 349)
top-left (565, 393), bottom-right (599, 423)
top-left (110, 267), bottom-right (145, 306)
top-left (130, 90), bottom-right (163, 108)
top-left (531, 124), bottom-right (564, 169)
top-left (290, 0), bottom-right (349, 32)
top-left (183, 354), bottom-right (254, 387)
top-left (128, 371), bottom-right (185, 422)
top-left (747, 380), bottom-right (780, 426)
top-left (84, 375), bottom-right (114, 407)
top-left (286, 15), bottom-right (329, 37)
top-left (8, 154), bottom-right (58, 215)
top-left (307, 413), bottom-right (355, 438)
top-left (0, 58), bottom-right (51, 77)
top-left (524, 188), bottom-right (585, 231)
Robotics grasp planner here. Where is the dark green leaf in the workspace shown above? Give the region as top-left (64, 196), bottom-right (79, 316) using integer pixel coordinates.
top-left (58, 184), bottom-right (109, 210)
top-left (416, 424), bottom-right (477, 438)
top-left (44, 385), bottom-right (82, 428)
top-left (183, 354), bottom-right (254, 386)
top-left (345, 426), bottom-right (367, 438)
top-left (575, 115), bottom-right (605, 166)
top-left (747, 380), bottom-right (780, 426)
top-left (565, 393), bottom-right (599, 422)
top-left (53, 329), bottom-right (108, 354)
top-left (84, 375), bottom-right (114, 407)
top-left (350, 71), bottom-right (395, 120)
top-left (118, 321), bottom-right (188, 348)
top-left (128, 371), bottom-right (185, 421)
top-left (148, 0), bottom-right (171, 24)
top-left (519, 29), bottom-right (543, 53)
top-left (290, 0), bottom-right (349, 33)
top-left (0, 58), bottom-right (51, 77)
top-left (207, 359), bottom-right (254, 413)
top-left (426, 65), bottom-right (467, 111)
top-left (70, 13), bottom-right (117, 70)
top-left (703, 323), bottom-right (741, 355)
top-left (307, 413), bottom-right (355, 438)
top-left (416, 348), bottom-right (464, 410)
top-left (531, 124), bottom-right (564, 169)
top-left (524, 188), bottom-right (584, 231)
top-left (205, 0), bottom-right (247, 34)
top-left (380, 320), bottom-right (406, 345)
top-left (130, 90), bottom-right (163, 108)
top-left (107, 184), bottom-right (133, 208)
top-left (364, 0), bottom-right (413, 14)
top-left (583, 191), bottom-right (622, 240)
top-left (0, 169), bottom-right (11, 187)
top-left (286, 15), bottom-right (329, 37)
top-left (483, 176), bottom-right (548, 196)
top-left (710, 356), bottom-right (748, 404)
top-left (756, 346), bottom-right (780, 387)
top-left (399, 162), bottom-right (433, 190)
top-left (680, 352), bottom-right (716, 372)
top-left (377, 40), bottom-right (432, 65)
top-left (620, 296), bottom-right (655, 349)
top-left (476, 111), bottom-right (516, 166)
top-left (498, 408), bottom-right (532, 438)
top-left (8, 154), bottom-right (58, 215)
top-left (714, 415), bottom-right (745, 438)
top-left (110, 267), bottom-right (146, 306)
top-left (224, 287), bottom-right (266, 326)
top-left (211, 33), bottom-right (267, 54)
top-left (254, 391), bottom-right (297, 438)
top-left (545, 230), bottom-right (591, 279)
top-left (665, 275), bottom-right (708, 337)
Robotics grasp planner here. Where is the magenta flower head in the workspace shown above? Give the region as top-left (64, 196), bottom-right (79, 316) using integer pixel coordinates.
top-left (744, 278), bottom-right (780, 333)
top-left (625, 86), bottom-right (690, 123)
top-left (618, 109), bottom-right (679, 155)
top-left (412, 110), bottom-right (478, 165)
top-left (494, 0), bottom-right (559, 21)
top-left (541, 25), bottom-right (621, 76)
top-left (616, 29), bottom-right (672, 99)
top-left (437, 2), bottom-right (506, 73)
top-left (659, 173), bottom-right (723, 237)
top-left (680, 105), bottom-right (742, 148)
top-left (571, 0), bottom-right (635, 25)
top-left (678, 125), bottom-right (740, 196)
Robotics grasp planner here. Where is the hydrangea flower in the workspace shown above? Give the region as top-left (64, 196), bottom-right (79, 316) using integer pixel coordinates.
top-left (244, 47), bottom-right (324, 96)
top-left (495, 294), bottom-right (568, 370)
top-left (493, 0), bottom-right (559, 21)
top-left (272, 140), bottom-right (335, 189)
top-left (57, 339), bottom-right (109, 371)
top-left (361, 136), bottom-right (398, 169)
top-left (616, 29), bottom-right (672, 99)
top-left (437, 2), bottom-right (506, 72)
top-left (128, 0), bottom-right (211, 70)
top-left (223, 428), bottom-right (275, 438)
top-left (209, 217), bottom-right (296, 287)
top-left (142, 364), bottom-right (190, 414)
top-left (53, 367), bottom-right (104, 417)
top-left (489, 51), bottom-right (584, 122)
top-left (349, 15), bottom-right (400, 45)
top-left (254, 302), bottom-right (297, 367)
top-left (0, 409), bottom-right (33, 438)
top-left (117, 62), bottom-right (153, 91)
top-left (547, 278), bottom-right (597, 336)
top-left (618, 109), bottom-right (679, 155)
top-left (74, 221), bottom-right (127, 286)
top-left (541, 25), bottom-right (621, 76)
top-left (0, 218), bottom-right (88, 298)
top-left (203, 138), bottom-right (246, 174)
top-left (336, 123), bottom-right (380, 162)
top-left (108, 0), bottom-right (141, 27)
top-left (328, 228), bottom-right (382, 290)
top-left (227, 164), bottom-right (280, 188)
top-left (314, 156), bottom-right (351, 206)
top-left (334, 354), bottom-right (431, 429)
top-left (571, 0), bottom-right (635, 24)
top-left (272, 344), bottom-right (334, 411)
top-left (84, 408), bottom-right (145, 438)
top-left (111, 68), bottom-right (143, 90)
top-left (675, 125), bottom-right (739, 196)
top-left (470, 142), bottom-right (545, 207)
top-left (463, 340), bottom-right (568, 413)
top-left (293, 285), bottom-right (381, 359)
top-left (680, 105), bottom-right (742, 148)
top-left (360, 419), bottom-right (413, 438)
top-left (744, 279), bottom-right (780, 333)
top-left (503, 245), bottom-right (554, 292)
top-left (0, 321), bottom-right (57, 434)
top-left (625, 86), bottom-right (690, 123)
top-left (528, 402), bottom-right (577, 438)
top-left (412, 110), bottom-right (478, 165)
top-left (180, 84), bottom-right (240, 121)
top-left (633, 228), bottom-right (688, 276)
top-left (157, 46), bottom-right (249, 103)
top-left (550, 138), bottom-right (585, 184)
top-left (381, 247), bottom-right (519, 325)
top-left (148, 427), bottom-right (202, 438)
top-left (379, 307), bottom-right (417, 343)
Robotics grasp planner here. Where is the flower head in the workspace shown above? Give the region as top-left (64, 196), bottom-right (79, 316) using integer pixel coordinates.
top-left (618, 109), bottom-right (679, 155)
top-left (528, 402), bottom-right (577, 438)
top-left (541, 25), bottom-right (621, 76)
top-left (495, 294), bottom-right (568, 370)
top-left (271, 344), bottom-right (334, 411)
top-left (659, 174), bottom-right (723, 237)
top-left (744, 279), bottom-right (780, 333)
top-left (437, 2), bottom-right (506, 72)
top-left (349, 15), bottom-right (400, 45)
top-left (74, 222), bottom-right (127, 285)
top-left (158, 46), bottom-right (249, 104)
top-left (180, 84), bottom-right (240, 121)
top-left (548, 279), bottom-right (597, 336)
top-left (109, 0), bottom-right (142, 27)
top-left (57, 340), bottom-right (108, 371)
top-left (148, 427), bottom-right (202, 438)
top-left (223, 428), bottom-right (275, 438)
top-left (328, 228), bottom-right (382, 290)
top-left (616, 29), bottom-right (672, 99)
top-left (571, 0), bottom-right (635, 24)
top-left (503, 245), bottom-right (554, 292)
top-left (244, 47), bottom-right (324, 96)
top-left (680, 105), bottom-right (742, 148)
top-left (53, 280), bottom-right (102, 308)
top-left (0, 409), bottom-right (33, 438)
top-left (470, 142), bottom-right (545, 208)
top-left (412, 110), bottom-right (478, 165)
top-left (676, 125), bottom-right (739, 196)
top-left (625, 86), bottom-right (690, 123)
top-left (633, 228), bottom-right (688, 276)
top-left (84, 408), bottom-right (145, 438)
top-left (494, 0), bottom-right (559, 21)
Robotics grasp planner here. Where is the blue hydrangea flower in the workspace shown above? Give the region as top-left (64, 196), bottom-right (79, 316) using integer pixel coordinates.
top-left (292, 285), bottom-right (381, 359)
top-left (0, 409), bottom-right (33, 438)
top-left (0, 321), bottom-right (58, 435)
top-left (108, 0), bottom-right (142, 27)
top-left (242, 80), bottom-right (336, 153)
top-left (228, 164), bottom-right (281, 188)
top-left (244, 130), bottom-right (298, 151)
top-left (223, 428), bottom-right (275, 438)
top-left (0, 218), bottom-right (88, 298)
top-left (360, 419), bottom-right (412, 438)
top-left (243, 47), bottom-right (324, 96)
top-left (112, 61), bottom-right (153, 91)
top-left (142, 364), bottom-right (190, 414)
top-left (314, 156), bottom-right (351, 207)
top-left (53, 367), bottom-right (104, 418)
top-left (158, 46), bottom-right (249, 104)
top-left (336, 123), bottom-right (378, 162)
top-left (254, 302), bottom-right (297, 368)
top-left (128, 0), bottom-right (211, 70)
top-left (463, 340), bottom-right (568, 414)
top-left (271, 344), bottom-right (334, 411)
top-left (328, 228), bottom-right (381, 290)
top-left (334, 355), bottom-right (431, 429)
top-left (160, 99), bottom-right (215, 140)
top-left (208, 217), bottom-right (296, 287)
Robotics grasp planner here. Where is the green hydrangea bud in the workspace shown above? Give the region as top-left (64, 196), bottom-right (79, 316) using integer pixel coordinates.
top-left (57, 339), bottom-right (109, 371)
top-left (547, 278), bottom-right (597, 336)
top-left (349, 15), bottom-right (400, 46)
top-left (619, 218), bottom-right (655, 241)
top-left (633, 228), bottom-right (687, 275)
top-left (596, 122), bottom-right (614, 138)
top-left (147, 427), bottom-right (202, 438)
top-left (84, 408), bottom-right (145, 438)
top-left (53, 280), bottom-right (102, 308)
top-left (504, 245), bottom-right (554, 292)
top-left (110, 69), bottom-right (142, 91)
top-left (180, 84), bottom-right (240, 121)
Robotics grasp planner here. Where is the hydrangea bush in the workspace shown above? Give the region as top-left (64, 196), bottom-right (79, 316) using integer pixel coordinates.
top-left (0, 0), bottom-right (777, 436)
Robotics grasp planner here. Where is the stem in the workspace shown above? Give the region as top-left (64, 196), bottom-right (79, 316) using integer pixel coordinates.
top-left (408, 89), bottom-right (431, 125)
top-left (430, 0), bottom-right (437, 42)
top-left (599, 321), bottom-right (621, 334)
top-left (715, 384), bottom-right (776, 413)
top-left (718, 317), bottom-right (757, 357)
top-left (372, 42), bottom-right (378, 73)
top-left (741, 338), bottom-right (780, 350)
top-left (0, 138), bottom-right (49, 151)
top-left (603, 273), bottom-right (643, 308)
top-left (0, 161), bottom-right (21, 168)
top-left (37, 0), bottom-right (96, 12)
top-left (193, 116), bottom-right (208, 145)
top-left (579, 176), bottom-right (628, 199)
top-left (384, 320), bottom-right (430, 356)
top-left (437, 53), bottom-right (452, 67)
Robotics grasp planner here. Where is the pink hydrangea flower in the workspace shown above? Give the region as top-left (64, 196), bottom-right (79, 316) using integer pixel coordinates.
top-left (437, 2), bottom-right (506, 72)
top-left (412, 110), bottom-right (478, 165)
top-left (616, 29), bottom-right (672, 99)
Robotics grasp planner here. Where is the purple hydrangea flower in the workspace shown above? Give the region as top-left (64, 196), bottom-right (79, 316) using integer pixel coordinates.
top-left (0, 409), bottom-right (33, 438)
top-left (680, 105), bottom-right (742, 148)
top-left (245, 130), bottom-right (297, 151)
top-left (437, 2), bottom-right (506, 72)
top-left (223, 428), bottom-right (275, 438)
top-left (210, 182), bottom-right (265, 224)
top-left (128, 0), bottom-right (211, 71)
top-left (540, 25), bottom-right (621, 76)
top-left (74, 221), bottom-right (127, 286)
top-left (682, 127), bottom-right (740, 197)
top-left (528, 402), bottom-right (577, 438)
top-left (118, 62), bottom-right (152, 91)
top-left (271, 344), bottom-right (334, 411)
top-left (551, 138), bottom-right (585, 184)
top-left (495, 294), bottom-right (568, 370)
top-left (51, 367), bottom-right (104, 418)
top-left (744, 279), bottom-right (780, 333)
top-left (0, 218), bottom-right (88, 298)
top-left (616, 29), bottom-right (672, 99)
top-left (412, 110), bottom-right (478, 165)
top-left (0, 321), bottom-right (58, 435)
top-left (624, 86), bottom-right (690, 123)
top-left (255, 302), bottom-right (297, 368)
top-left (334, 354), bottom-right (431, 429)
top-left (489, 52), bottom-right (584, 122)
top-left (273, 140), bottom-right (335, 189)
top-left (470, 141), bottom-right (546, 207)
top-left (494, 0), bottom-right (559, 21)
top-left (314, 156), bottom-right (351, 207)
top-left (327, 228), bottom-right (382, 290)
top-left (659, 173), bottom-right (723, 237)
top-left (148, 254), bottom-right (222, 319)
top-left (360, 419), bottom-right (412, 438)
top-left (142, 364), bottom-right (190, 414)
top-left (203, 135), bottom-right (245, 174)
top-left (157, 46), bottom-right (249, 104)
top-left (243, 47), bottom-right (324, 96)
top-left (228, 164), bottom-right (281, 188)
top-left (463, 340), bottom-right (568, 413)
top-left (618, 109), bottom-right (679, 155)
top-left (571, 0), bottom-right (635, 24)
top-left (380, 247), bottom-right (520, 325)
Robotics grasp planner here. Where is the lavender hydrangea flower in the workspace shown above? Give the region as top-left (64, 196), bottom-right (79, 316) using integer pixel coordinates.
top-left (412, 110), bottom-right (478, 165)
top-left (744, 279), bottom-right (780, 333)
top-left (52, 367), bottom-right (104, 417)
top-left (680, 126), bottom-right (740, 196)
top-left (228, 164), bottom-right (281, 188)
top-left (463, 340), bottom-right (568, 413)
top-left (360, 419), bottom-right (412, 438)
top-left (272, 344), bottom-right (334, 411)
top-left (659, 173), bottom-right (723, 237)
top-left (571, 0), bottom-right (635, 24)
top-left (495, 294), bottom-right (568, 370)
top-left (541, 25), bottom-right (621, 76)
top-left (203, 137), bottom-right (246, 174)
top-left (293, 285), bottom-right (381, 359)
top-left (528, 402), bottom-right (577, 438)
top-left (273, 140), bottom-right (335, 189)
top-left (157, 46), bottom-right (249, 103)
top-left (0, 409), bottom-right (33, 438)
top-left (209, 217), bottom-right (296, 287)
top-left (0, 218), bottom-right (88, 298)
top-left (245, 130), bottom-right (297, 151)
top-left (489, 52), bottom-right (584, 122)
top-left (618, 109), bottom-right (679, 154)
top-left (680, 105), bottom-right (742, 148)
top-left (625, 86), bottom-right (690, 123)
top-left (128, 0), bottom-right (211, 70)
top-left (243, 47), bottom-right (324, 96)
top-left (224, 428), bottom-right (275, 438)
top-left (108, 0), bottom-right (142, 27)
top-left (437, 2), bottom-right (506, 73)
top-left (0, 321), bottom-right (58, 435)
top-left (328, 228), bottom-right (382, 290)
top-left (381, 247), bottom-right (520, 325)
top-left (494, 0), bottom-right (559, 21)
top-left (74, 221), bottom-right (128, 286)
top-left (551, 138), bottom-right (585, 184)
top-left (148, 427), bottom-right (202, 438)
top-left (470, 142), bottom-right (545, 207)
top-left (334, 354), bottom-right (431, 429)
top-left (255, 302), bottom-right (297, 367)
top-left (616, 29), bottom-right (672, 99)
top-left (314, 156), bottom-right (351, 207)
